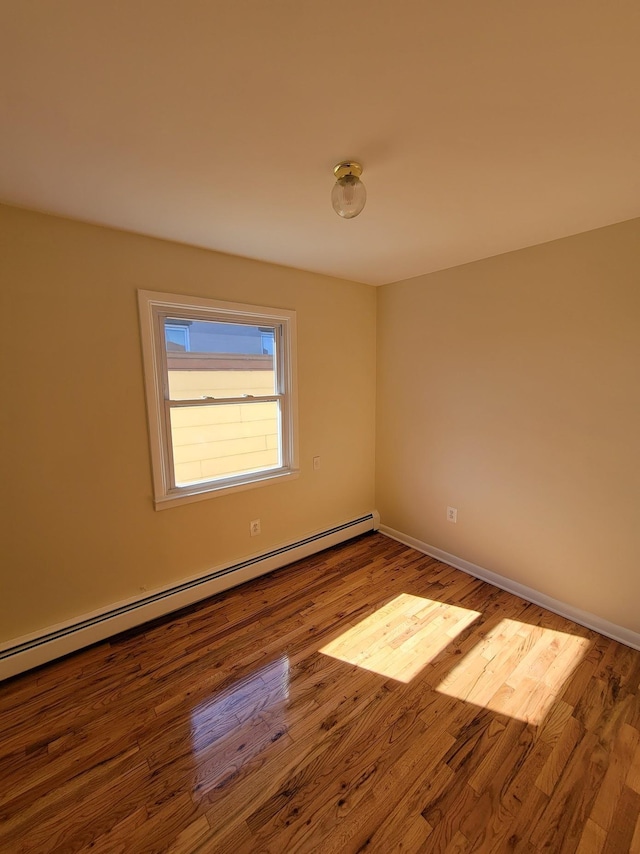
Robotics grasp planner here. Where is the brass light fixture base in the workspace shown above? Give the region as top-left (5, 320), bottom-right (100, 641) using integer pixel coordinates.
top-left (333, 161), bottom-right (363, 180)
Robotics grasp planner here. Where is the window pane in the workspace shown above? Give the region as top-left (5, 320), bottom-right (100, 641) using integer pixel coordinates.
top-left (165, 318), bottom-right (276, 400)
top-left (170, 401), bottom-right (281, 486)
top-left (165, 323), bottom-right (190, 352)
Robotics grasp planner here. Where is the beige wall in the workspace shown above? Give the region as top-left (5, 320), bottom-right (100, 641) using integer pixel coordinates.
top-left (376, 218), bottom-right (640, 633)
top-left (0, 204), bottom-right (376, 643)
top-left (4, 203), bottom-right (639, 647)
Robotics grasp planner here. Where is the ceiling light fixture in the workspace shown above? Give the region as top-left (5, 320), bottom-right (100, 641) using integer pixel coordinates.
top-left (331, 161), bottom-right (366, 219)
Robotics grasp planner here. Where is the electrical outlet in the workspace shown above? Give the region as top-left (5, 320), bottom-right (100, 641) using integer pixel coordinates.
top-left (250, 519), bottom-right (261, 536)
top-left (313, 456), bottom-right (321, 470)
top-left (447, 507), bottom-right (458, 523)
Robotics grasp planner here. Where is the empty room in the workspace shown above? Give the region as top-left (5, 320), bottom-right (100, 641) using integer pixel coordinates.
top-left (1, 2), bottom-right (639, 852)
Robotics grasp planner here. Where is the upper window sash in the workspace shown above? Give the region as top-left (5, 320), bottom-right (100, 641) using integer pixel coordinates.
top-left (157, 311), bottom-right (285, 403)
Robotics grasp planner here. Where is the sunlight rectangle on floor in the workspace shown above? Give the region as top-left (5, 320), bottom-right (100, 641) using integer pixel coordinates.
top-left (319, 593), bottom-right (481, 682)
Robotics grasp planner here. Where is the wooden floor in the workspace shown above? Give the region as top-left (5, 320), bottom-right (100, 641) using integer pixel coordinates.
top-left (1, 534), bottom-right (640, 853)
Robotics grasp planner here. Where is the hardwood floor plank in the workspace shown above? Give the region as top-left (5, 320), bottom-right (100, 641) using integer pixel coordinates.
top-left (631, 811), bottom-right (640, 854)
top-left (1, 533), bottom-right (639, 853)
top-left (356, 763), bottom-right (451, 853)
top-left (589, 721), bottom-right (640, 832)
top-left (628, 740), bottom-right (640, 793)
top-left (530, 729), bottom-right (603, 851)
top-left (9, 759), bottom-right (153, 854)
top-left (602, 785), bottom-right (640, 854)
top-left (575, 818), bottom-right (608, 854)
top-left (0, 745), bottom-right (144, 852)
top-left (499, 781), bottom-right (549, 851)
top-left (535, 713), bottom-right (584, 796)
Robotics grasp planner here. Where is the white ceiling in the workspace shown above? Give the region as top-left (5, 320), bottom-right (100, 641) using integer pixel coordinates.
top-left (1, 1), bottom-right (639, 285)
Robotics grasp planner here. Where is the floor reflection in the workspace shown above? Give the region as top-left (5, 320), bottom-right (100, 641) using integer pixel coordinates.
top-left (189, 656), bottom-right (290, 795)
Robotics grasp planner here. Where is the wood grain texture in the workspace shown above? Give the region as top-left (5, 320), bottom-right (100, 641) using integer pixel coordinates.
top-left (1, 533), bottom-right (639, 852)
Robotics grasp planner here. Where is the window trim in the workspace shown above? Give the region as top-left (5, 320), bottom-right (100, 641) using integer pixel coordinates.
top-left (138, 290), bottom-right (299, 509)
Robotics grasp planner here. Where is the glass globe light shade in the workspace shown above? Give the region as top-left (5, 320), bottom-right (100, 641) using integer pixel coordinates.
top-left (331, 175), bottom-right (367, 219)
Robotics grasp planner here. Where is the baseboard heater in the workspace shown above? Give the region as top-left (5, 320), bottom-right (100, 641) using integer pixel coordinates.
top-left (0, 511), bottom-right (379, 681)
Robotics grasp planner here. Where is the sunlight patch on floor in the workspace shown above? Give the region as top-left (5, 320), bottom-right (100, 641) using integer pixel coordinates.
top-left (435, 619), bottom-right (591, 724)
top-left (319, 593), bottom-right (481, 683)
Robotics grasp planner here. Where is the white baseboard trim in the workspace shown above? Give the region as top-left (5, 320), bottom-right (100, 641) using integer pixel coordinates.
top-left (0, 511), bottom-right (380, 681)
top-left (379, 524), bottom-right (640, 651)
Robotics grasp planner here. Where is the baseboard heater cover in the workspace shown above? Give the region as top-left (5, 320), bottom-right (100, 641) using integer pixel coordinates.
top-left (379, 524), bottom-right (640, 652)
top-left (0, 511), bottom-right (379, 681)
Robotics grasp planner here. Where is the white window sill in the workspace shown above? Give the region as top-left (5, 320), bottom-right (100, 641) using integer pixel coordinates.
top-left (153, 468), bottom-right (300, 510)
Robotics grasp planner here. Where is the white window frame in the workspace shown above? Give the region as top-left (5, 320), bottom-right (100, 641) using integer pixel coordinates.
top-left (138, 290), bottom-right (299, 509)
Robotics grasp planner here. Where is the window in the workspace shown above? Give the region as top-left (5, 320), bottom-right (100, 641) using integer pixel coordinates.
top-left (164, 322), bottom-right (191, 352)
top-left (260, 330), bottom-right (275, 356)
top-left (138, 291), bottom-right (298, 508)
